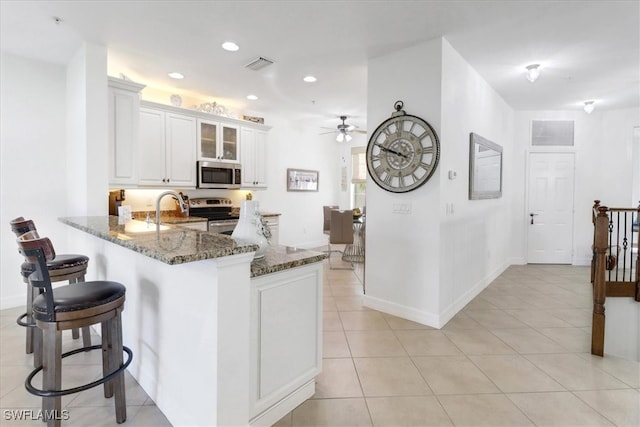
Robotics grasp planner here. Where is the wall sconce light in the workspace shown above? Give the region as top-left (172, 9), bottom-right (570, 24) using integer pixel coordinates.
top-left (583, 101), bottom-right (595, 114)
top-left (525, 64), bottom-right (541, 83)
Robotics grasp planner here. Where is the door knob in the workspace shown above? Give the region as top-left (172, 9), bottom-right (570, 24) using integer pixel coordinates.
top-left (529, 213), bottom-right (538, 225)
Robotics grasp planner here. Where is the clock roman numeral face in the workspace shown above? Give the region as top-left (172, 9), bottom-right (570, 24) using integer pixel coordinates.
top-left (366, 114), bottom-right (440, 193)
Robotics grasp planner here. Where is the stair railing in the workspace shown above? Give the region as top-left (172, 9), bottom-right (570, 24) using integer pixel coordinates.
top-left (591, 200), bottom-right (640, 356)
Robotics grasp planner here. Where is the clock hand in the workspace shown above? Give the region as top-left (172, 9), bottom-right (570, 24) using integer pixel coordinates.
top-left (375, 143), bottom-right (408, 159)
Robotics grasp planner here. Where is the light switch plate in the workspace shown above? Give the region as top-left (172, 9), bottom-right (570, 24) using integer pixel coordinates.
top-left (392, 203), bottom-right (412, 214)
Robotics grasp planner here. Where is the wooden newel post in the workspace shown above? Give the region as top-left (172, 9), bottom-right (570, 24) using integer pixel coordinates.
top-left (590, 200), bottom-right (601, 284)
top-left (592, 206), bottom-right (609, 356)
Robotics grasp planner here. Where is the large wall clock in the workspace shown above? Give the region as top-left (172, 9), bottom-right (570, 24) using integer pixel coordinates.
top-left (366, 101), bottom-right (440, 193)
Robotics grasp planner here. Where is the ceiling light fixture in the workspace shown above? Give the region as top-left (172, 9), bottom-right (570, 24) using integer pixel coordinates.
top-left (336, 131), bottom-right (352, 142)
top-left (168, 72), bottom-right (184, 80)
top-left (583, 100), bottom-right (596, 114)
top-left (246, 94), bottom-right (258, 101)
top-left (303, 75), bottom-right (317, 83)
top-left (525, 64), bottom-right (541, 83)
top-left (221, 41), bottom-right (239, 52)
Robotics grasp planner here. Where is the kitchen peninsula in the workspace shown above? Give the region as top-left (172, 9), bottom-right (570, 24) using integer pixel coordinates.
top-left (60, 216), bottom-right (326, 427)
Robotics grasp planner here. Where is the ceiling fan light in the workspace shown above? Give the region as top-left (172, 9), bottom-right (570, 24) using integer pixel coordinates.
top-left (345, 134), bottom-right (353, 142)
top-left (525, 64), bottom-right (540, 83)
top-left (336, 133), bottom-right (345, 142)
top-left (584, 100), bottom-right (595, 114)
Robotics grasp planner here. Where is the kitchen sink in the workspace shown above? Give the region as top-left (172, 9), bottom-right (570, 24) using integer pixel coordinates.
top-left (124, 220), bottom-right (170, 233)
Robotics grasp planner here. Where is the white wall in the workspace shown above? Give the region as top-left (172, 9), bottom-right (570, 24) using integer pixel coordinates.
top-left (0, 53), bottom-right (69, 308)
top-left (364, 38), bottom-right (444, 325)
top-left (251, 114), bottom-right (344, 248)
top-left (66, 43), bottom-right (109, 216)
top-left (0, 44), bottom-right (108, 309)
top-left (438, 39), bottom-right (514, 321)
top-left (512, 108), bottom-right (639, 265)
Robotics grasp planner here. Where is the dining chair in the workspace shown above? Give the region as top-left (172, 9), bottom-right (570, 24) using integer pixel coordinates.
top-left (323, 205), bottom-right (339, 235)
top-left (328, 210), bottom-right (354, 270)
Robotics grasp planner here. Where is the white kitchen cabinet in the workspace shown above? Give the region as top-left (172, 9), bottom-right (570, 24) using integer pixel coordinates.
top-left (197, 119), bottom-right (239, 163)
top-left (249, 262), bottom-right (322, 425)
top-left (107, 77), bottom-right (145, 186)
top-left (139, 106), bottom-right (197, 187)
top-left (240, 127), bottom-right (267, 188)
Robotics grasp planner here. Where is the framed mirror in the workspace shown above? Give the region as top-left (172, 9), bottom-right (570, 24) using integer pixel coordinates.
top-left (469, 133), bottom-right (502, 200)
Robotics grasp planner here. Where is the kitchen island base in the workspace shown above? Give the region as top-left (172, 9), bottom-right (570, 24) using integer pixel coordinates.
top-left (61, 218), bottom-right (324, 426)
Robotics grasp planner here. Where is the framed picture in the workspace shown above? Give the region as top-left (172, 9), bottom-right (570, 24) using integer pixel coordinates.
top-left (287, 168), bottom-right (319, 192)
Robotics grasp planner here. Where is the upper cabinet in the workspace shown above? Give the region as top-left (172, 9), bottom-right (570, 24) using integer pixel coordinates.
top-left (108, 77), bottom-right (146, 186)
top-left (240, 127), bottom-right (268, 188)
top-left (197, 119), bottom-right (239, 163)
top-left (139, 104), bottom-right (197, 188)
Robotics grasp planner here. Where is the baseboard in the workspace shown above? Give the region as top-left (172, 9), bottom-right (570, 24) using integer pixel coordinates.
top-left (572, 256), bottom-right (592, 266)
top-left (439, 261), bottom-right (510, 327)
top-left (363, 261), bottom-right (510, 329)
top-left (363, 295), bottom-right (441, 328)
top-left (509, 257), bottom-right (526, 265)
top-left (1, 294), bottom-right (25, 310)
top-left (250, 380), bottom-right (315, 427)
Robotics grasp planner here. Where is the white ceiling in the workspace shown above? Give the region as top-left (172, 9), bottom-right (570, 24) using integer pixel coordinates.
top-left (2, 1), bottom-right (638, 130)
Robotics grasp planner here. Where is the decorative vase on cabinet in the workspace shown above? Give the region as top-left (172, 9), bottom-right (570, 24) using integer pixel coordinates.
top-left (231, 201), bottom-right (270, 259)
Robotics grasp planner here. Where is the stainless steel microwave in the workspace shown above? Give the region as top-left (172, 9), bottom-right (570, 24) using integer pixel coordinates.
top-left (197, 161), bottom-right (241, 189)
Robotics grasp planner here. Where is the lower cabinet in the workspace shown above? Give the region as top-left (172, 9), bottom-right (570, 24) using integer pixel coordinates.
top-left (249, 263), bottom-right (322, 425)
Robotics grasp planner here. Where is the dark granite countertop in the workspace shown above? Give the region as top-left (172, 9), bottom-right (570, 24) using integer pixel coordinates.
top-left (59, 216), bottom-right (326, 276)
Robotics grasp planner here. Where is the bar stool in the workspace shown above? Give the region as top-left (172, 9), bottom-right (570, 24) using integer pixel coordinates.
top-left (10, 218), bottom-right (91, 366)
top-left (17, 234), bottom-right (132, 427)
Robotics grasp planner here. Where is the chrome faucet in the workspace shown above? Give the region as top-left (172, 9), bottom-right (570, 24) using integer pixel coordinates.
top-left (155, 191), bottom-right (188, 230)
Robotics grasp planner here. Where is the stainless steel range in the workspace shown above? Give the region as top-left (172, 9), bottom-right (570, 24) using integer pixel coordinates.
top-left (188, 197), bottom-right (239, 234)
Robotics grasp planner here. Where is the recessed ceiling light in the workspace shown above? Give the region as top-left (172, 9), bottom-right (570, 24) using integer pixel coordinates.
top-left (222, 41), bottom-right (239, 52)
top-left (168, 72), bottom-right (184, 80)
top-left (303, 75), bottom-right (317, 83)
top-left (247, 94), bottom-right (258, 101)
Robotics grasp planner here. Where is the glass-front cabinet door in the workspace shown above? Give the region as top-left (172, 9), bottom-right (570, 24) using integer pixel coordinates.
top-left (197, 119), bottom-right (239, 162)
top-left (221, 125), bottom-right (238, 162)
top-left (198, 119), bottom-right (218, 160)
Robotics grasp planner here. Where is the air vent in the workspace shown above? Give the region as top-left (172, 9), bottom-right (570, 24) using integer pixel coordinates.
top-left (244, 57), bottom-right (274, 71)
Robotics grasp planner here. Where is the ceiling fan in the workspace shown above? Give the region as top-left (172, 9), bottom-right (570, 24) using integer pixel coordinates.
top-left (320, 115), bottom-right (367, 142)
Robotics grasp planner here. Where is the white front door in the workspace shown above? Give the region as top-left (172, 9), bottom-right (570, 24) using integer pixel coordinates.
top-left (527, 152), bottom-right (575, 264)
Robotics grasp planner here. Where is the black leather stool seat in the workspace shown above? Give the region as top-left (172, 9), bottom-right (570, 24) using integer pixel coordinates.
top-left (20, 254), bottom-right (89, 278)
top-left (32, 281), bottom-right (126, 320)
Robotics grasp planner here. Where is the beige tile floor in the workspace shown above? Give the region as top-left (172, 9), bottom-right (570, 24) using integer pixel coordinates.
top-left (2, 262), bottom-right (639, 426)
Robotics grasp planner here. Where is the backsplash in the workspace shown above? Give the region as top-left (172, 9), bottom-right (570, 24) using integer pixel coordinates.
top-left (110, 188), bottom-right (256, 211)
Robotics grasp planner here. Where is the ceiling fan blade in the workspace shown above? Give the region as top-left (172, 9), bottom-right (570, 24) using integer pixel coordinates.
top-left (319, 130), bottom-right (338, 135)
top-left (350, 129), bottom-right (368, 134)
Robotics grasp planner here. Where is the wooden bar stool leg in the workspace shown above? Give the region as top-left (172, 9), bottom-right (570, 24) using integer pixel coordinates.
top-left (25, 284), bottom-right (34, 354)
top-left (101, 320), bottom-right (114, 398)
top-left (42, 323), bottom-right (62, 427)
top-left (33, 327), bottom-right (42, 368)
top-left (112, 310), bottom-right (127, 423)
top-left (76, 274), bottom-right (93, 349)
